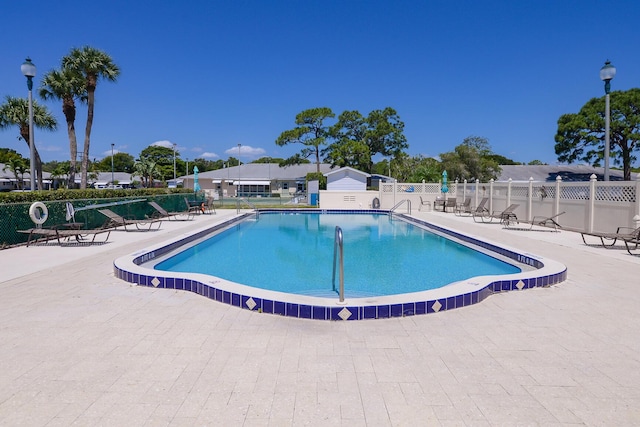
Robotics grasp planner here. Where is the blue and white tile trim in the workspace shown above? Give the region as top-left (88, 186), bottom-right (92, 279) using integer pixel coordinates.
top-left (113, 209), bottom-right (567, 321)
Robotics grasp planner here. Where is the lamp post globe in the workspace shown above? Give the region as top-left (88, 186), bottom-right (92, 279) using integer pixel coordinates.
top-left (21, 58), bottom-right (37, 191)
top-left (600, 60), bottom-right (616, 181)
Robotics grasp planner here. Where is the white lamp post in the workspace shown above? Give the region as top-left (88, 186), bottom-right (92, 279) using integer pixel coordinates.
top-left (600, 60), bottom-right (616, 181)
top-left (21, 58), bottom-right (36, 191)
top-left (172, 143), bottom-right (177, 181)
top-left (110, 143), bottom-right (115, 186)
top-left (237, 143), bottom-right (241, 197)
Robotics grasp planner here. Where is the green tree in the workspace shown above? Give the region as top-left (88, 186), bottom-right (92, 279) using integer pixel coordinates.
top-left (49, 163), bottom-right (70, 189)
top-left (62, 46), bottom-right (120, 189)
top-left (276, 107), bottom-right (335, 173)
top-left (528, 159), bottom-right (547, 165)
top-left (326, 108), bottom-right (408, 172)
top-left (0, 148), bottom-right (24, 164)
top-left (2, 156), bottom-right (28, 190)
top-left (252, 157), bottom-right (285, 164)
top-left (439, 136), bottom-right (501, 182)
top-left (388, 153), bottom-right (441, 183)
top-left (363, 107), bottom-right (408, 170)
top-left (39, 67), bottom-right (86, 188)
top-left (0, 96), bottom-right (57, 189)
top-left (133, 158), bottom-right (159, 188)
top-left (555, 88), bottom-right (640, 180)
top-left (139, 145), bottom-right (175, 180)
top-left (96, 152), bottom-right (135, 173)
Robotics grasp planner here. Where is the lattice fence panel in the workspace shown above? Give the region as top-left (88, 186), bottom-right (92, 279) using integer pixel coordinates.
top-left (595, 185), bottom-right (636, 202)
top-left (561, 185), bottom-right (590, 200)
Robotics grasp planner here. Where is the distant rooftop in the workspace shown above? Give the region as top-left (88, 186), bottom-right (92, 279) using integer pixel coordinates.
top-left (497, 165), bottom-right (631, 182)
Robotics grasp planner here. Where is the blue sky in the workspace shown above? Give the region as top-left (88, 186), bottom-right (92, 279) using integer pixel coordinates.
top-left (1, 0), bottom-right (639, 167)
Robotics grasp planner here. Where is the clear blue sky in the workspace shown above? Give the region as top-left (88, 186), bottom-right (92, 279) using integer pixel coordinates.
top-left (1, 0), bottom-right (638, 167)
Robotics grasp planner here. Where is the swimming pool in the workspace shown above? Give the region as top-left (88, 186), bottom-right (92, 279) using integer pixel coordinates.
top-left (154, 212), bottom-right (521, 297)
top-left (113, 209), bottom-right (567, 320)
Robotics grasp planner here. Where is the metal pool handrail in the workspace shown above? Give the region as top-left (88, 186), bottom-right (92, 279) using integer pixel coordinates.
top-left (236, 198), bottom-right (259, 219)
top-left (389, 199), bottom-right (411, 216)
top-left (332, 226), bottom-right (345, 303)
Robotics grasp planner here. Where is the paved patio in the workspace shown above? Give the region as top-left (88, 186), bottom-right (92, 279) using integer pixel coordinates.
top-left (0, 209), bottom-right (638, 426)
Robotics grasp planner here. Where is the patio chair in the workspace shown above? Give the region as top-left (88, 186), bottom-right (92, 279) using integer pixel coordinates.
top-left (474, 204), bottom-right (519, 225)
top-left (97, 208), bottom-right (162, 231)
top-left (581, 225), bottom-right (640, 251)
top-left (454, 197), bottom-right (471, 216)
top-left (184, 197), bottom-right (205, 215)
top-left (463, 197), bottom-right (489, 218)
top-left (148, 201), bottom-right (195, 221)
top-left (418, 196), bottom-right (431, 211)
top-left (203, 197), bottom-right (217, 214)
top-left (444, 198), bottom-right (458, 213)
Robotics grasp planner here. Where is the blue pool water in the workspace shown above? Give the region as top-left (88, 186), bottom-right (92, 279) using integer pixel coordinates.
top-left (154, 212), bottom-right (520, 297)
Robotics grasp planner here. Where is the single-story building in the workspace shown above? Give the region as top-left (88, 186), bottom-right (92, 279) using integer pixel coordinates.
top-left (324, 167), bottom-right (370, 191)
top-left (181, 163), bottom-right (335, 197)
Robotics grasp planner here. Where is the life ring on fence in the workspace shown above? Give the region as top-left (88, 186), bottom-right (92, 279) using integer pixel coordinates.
top-left (29, 201), bottom-right (48, 225)
top-left (372, 197), bottom-right (381, 209)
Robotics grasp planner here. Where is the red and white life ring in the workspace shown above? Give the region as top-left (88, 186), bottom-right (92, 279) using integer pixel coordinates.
top-left (29, 201), bottom-right (48, 225)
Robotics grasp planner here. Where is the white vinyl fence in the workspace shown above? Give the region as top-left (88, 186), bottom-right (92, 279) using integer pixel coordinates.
top-left (379, 174), bottom-right (640, 233)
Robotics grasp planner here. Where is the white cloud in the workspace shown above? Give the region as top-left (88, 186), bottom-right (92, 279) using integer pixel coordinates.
top-left (224, 145), bottom-right (266, 158)
top-left (151, 140), bottom-right (175, 149)
top-left (201, 152), bottom-right (219, 159)
top-left (102, 148), bottom-right (119, 158)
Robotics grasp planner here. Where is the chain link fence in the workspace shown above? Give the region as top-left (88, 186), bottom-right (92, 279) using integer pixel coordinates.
top-left (0, 194), bottom-right (194, 248)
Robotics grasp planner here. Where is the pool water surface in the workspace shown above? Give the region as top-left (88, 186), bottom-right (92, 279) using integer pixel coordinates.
top-left (154, 212), bottom-right (520, 297)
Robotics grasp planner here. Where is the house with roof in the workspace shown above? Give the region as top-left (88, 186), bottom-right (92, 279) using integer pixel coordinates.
top-left (181, 163), bottom-right (335, 197)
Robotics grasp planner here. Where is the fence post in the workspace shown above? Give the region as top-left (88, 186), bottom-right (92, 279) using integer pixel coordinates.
top-left (635, 173), bottom-right (640, 220)
top-left (463, 179), bottom-right (467, 202)
top-left (527, 177), bottom-right (534, 221)
top-left (555, 176), bottom-right (562, 217)
top-left (588, 174), bottom-right (597, 233)
top-left (489, 179), bottom-right (494, 212)
top-left (507, 178), bottom-right (512, 207)
top-left (475, 179), bottom-right (480, 209)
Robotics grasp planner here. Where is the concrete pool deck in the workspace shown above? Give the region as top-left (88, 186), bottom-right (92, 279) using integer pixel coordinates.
top-left (0, 209), bottom-right (638, 426)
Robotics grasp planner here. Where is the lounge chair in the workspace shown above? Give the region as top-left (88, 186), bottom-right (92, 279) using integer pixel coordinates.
top-left (18, 224), bottom-right (112, 247)
top-left (581, 226), bottom-right (640, 250)
top-left (504, 211), bottom-right (565, 231)
top-left (473, 204), bottom-right (519, 224)
top-left (148, 201), bottom-right (195, 221)
top-left (454, 197), bottom-right (471, 216)
top-left (98, 208), bottom-right (162, 231)
top-left (461, 197), bottom-right (489, 217)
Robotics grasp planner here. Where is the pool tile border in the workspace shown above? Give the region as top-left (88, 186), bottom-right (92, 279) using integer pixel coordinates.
top-left (114, 209), bottom-right (567, 321)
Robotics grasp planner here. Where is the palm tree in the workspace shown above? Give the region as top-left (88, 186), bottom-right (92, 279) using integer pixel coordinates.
top-left (2, 156), bottom-right (27, 190)
top-left (49, 163), bottom-right (70, 189)
top-left (134, 158), bottom-right (159, 188)
top-left (0, 96), bottom-right (57, 189)
top-left (62, 46), bottom-right (120, 189)
top-left (39, 68), bottom-right (86, 189)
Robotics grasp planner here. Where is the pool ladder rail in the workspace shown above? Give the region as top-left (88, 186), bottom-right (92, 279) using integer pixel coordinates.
top-left (332, 226), bottom-right (345, 303)
top-left (236, 198), bottom-right (259, 219)
top-left (389, 199), bottom-right (411, 217)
